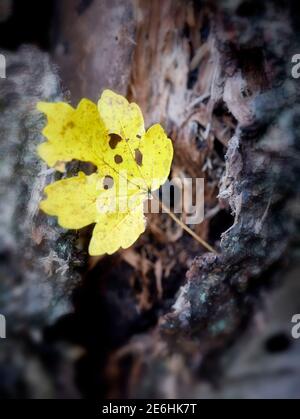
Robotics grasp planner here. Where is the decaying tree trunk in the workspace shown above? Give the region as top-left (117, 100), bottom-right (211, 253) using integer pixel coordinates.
top-left (50, 0), bottom-right (300, 398)
top-left (1, 0), bottom-right (300, 398)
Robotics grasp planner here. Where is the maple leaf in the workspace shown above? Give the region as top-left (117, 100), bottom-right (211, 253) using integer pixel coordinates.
top-left (37, 90), bottom-right (173, 256)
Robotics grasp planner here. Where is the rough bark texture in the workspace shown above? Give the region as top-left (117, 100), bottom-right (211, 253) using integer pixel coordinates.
top-left (0, 0), bottom-right (300, 398)
top-left (0, 46), bottom-right (82, 398)
top-left (162, 0), bottom-right (300, 352)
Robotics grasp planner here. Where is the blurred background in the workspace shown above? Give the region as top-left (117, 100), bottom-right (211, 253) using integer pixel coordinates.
top-left (0, 0), bottom-right (300, 399)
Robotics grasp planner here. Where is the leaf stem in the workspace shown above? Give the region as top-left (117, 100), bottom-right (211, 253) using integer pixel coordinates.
top-left (152, 194), bottom-right (218, 254)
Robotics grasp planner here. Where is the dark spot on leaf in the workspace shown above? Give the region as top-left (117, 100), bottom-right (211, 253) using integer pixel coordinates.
top-left (103, 175), bottom-right (114, 190)
top-left (109, 133), bottom-right (122, 149)
top-left (61, 120), bottom-right (75, 135)
top-left (66, 121), bottom-right (75, 128)
top-left (136, 134), bottom-right (141, 139)
top-left (114, 155), bottom-right (123, 164)
top-left (134, 149), bottom-right (143, 166)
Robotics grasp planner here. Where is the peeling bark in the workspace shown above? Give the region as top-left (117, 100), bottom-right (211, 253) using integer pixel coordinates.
top-left (161, 0), bottom-right (300, 353)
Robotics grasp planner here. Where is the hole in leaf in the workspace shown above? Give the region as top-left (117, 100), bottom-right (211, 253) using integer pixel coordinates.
top-left (114, 155), bottom-right (123, 164)
top-left (109, 134), bottom-right (122, 149)
top-left (103, 176), bottom-right (114, 190)
top-left (134, 149), bottom-right (143, 166)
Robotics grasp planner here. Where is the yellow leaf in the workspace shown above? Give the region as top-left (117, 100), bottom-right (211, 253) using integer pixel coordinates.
top-left (98, 89), bottom-right (145, 140)
top-left (89, 199), bottom-right (146, 256)
top-left (137, 123), bottom-right (173, 191)
top-left (37, 99), bottom-right (106, 168)
top-left (40, 172), bottom-right (100, 229)
top-left (97, 90), bottom-right (173, 191)
top-left (37, 90), bottom-right (174, 255)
